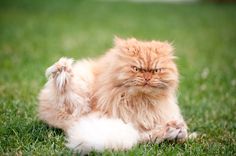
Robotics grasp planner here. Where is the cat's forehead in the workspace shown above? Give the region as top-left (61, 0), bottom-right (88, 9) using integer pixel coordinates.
top-left (135, 42), bottom-right (166, 57)
top-left (126, 41), bottom-right (158, 51)
top-left (133, 51), bottom-right (161, 68)
top-left (125, 40), bottom-right (172, 55)
top-left (115, 38), bottom-right (174, 68)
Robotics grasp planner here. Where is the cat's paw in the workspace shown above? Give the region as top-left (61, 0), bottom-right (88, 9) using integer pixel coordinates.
top-left (164, 121), bottom-right (188, 141)
top-left (46, 57), bottom-right (74, 92)
top-left (46, 57), bottom-right (74, 78)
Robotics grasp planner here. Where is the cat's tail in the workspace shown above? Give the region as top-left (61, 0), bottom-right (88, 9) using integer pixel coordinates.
top-left (66, 114), bottom-right (140, 155)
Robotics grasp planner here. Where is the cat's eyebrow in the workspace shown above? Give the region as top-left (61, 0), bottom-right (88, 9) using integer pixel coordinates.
top-left (135, 59), bottom-right (144, 68)
top-left (138, 56), bottom-right (146, 67)
top-left (132, 60), bottom-right (140, 68)
top-left (152, 60), bottom-right (163, 69)
top-left (151, 61), bottom-right (158, 69)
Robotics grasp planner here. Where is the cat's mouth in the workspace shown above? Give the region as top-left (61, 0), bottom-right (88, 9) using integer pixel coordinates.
top-left (138, 83), bottom-right (155, 88)
top-left (143, 82), bottom-right (149, 86)
top-left (122, 82), bottom-right (168, 90)
top-left (139, 82), bottom-right (168, 90)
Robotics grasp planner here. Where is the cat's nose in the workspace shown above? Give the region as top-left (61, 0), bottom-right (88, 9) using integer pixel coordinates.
top-left (144, 77), bottom-right (151, 81)
top-left (143, 73), bottom-right (152, 81)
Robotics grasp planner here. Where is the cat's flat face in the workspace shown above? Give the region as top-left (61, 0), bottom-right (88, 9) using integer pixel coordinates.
top-left (113, 37), bottom-right (178, 94)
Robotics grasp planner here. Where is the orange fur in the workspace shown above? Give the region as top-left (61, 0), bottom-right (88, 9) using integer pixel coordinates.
top-left (38, 37), bottom-right (188, 151)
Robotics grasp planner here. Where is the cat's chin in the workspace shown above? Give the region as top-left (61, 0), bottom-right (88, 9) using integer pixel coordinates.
top-left (127, 85), bottom-right (163, 96)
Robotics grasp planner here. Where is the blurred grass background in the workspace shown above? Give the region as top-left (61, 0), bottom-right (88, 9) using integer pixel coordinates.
top-left (0, 0), bottom-right (236, 155)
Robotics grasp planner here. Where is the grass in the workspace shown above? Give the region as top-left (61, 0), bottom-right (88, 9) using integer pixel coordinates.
top-left (0, 0), bottom-right (236, 155)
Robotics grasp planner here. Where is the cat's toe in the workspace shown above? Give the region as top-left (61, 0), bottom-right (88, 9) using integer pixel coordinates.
top-left (55, 57), bottom-right (74, 73)
top-left (164, 127), bottom-right (181, 140)
top-left (164, 121), bottom-right (188, 141)
top-left (46, 57), bottom-right (74, 78)
top-left (176, 128), bottom-right (188, 141)
top-left (166, 120), bottom-right (184, 129)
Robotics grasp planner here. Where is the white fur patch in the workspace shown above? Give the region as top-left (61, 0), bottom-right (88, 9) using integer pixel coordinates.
top-left (66, 115), bottom-right (140, 154)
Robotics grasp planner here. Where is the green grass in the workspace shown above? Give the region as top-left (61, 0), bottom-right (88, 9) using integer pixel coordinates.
top-left (0, 0), bottom-right (236, 155)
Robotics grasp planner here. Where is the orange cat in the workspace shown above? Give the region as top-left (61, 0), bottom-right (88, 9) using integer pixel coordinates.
top-left (38, 37), bottom-right (188, 153)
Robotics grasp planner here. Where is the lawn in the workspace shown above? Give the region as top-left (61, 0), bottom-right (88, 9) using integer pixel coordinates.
top-left (0, 0), bottom-right (236, 155)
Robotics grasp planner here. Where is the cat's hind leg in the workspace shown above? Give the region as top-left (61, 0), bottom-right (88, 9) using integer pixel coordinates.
top-left (45, 57), bottom-right (74, 93)
top-left (38, 58), bottom-right (93, 131)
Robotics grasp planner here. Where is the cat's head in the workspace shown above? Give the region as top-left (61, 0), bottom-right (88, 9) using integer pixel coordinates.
top-left (111, 37), bottom-right (179, 94)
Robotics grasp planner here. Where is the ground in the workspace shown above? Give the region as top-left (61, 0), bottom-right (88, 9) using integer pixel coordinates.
top-left (0, 0), bottom-right (235, 155)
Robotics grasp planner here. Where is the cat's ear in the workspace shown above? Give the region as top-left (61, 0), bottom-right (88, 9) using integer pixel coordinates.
top-left (153, 41), bottom-right (175, 55)
top-left (114, 36), bottom-right (139, 56)
top-left (114, 36), bottom-right (137, 47)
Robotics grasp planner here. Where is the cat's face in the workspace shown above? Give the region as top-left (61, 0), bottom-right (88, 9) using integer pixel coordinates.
top-left (112, 37), bottom-right (178, 94)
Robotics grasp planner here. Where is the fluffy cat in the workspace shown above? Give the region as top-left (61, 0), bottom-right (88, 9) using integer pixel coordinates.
top-left (38, 37), bottom-right (188, 153)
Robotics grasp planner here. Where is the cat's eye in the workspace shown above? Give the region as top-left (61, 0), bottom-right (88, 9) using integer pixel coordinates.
top-left (154, 68), bottom-right (165, 73)
top-left (132, 66), bottom-right (139, 72)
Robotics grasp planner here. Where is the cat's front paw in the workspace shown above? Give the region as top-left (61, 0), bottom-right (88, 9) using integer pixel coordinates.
top-left (164, 121), bottom-right (188, 141)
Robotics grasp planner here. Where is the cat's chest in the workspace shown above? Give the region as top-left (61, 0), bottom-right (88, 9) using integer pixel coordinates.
top-left (121, 96), bottom-right (158, 114)
top-left (123, 95), bottom-right (157, 108)
top-left (119, 95), bottom-right (175, 129)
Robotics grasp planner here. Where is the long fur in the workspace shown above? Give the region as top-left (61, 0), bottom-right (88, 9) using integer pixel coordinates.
top-left (66, 113), bottom-right (139, 154)
top-left (38, 37), bottom-right (189, 154)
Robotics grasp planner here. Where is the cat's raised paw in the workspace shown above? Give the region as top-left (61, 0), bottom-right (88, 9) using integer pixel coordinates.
top-left (46, 57), bottom-right (74, 78)
top-left (46, 57), bottom-right (74, 92)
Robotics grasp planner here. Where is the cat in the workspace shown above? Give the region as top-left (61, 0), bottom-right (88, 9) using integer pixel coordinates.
top-left (38, 37), bottom-right (188, 153)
